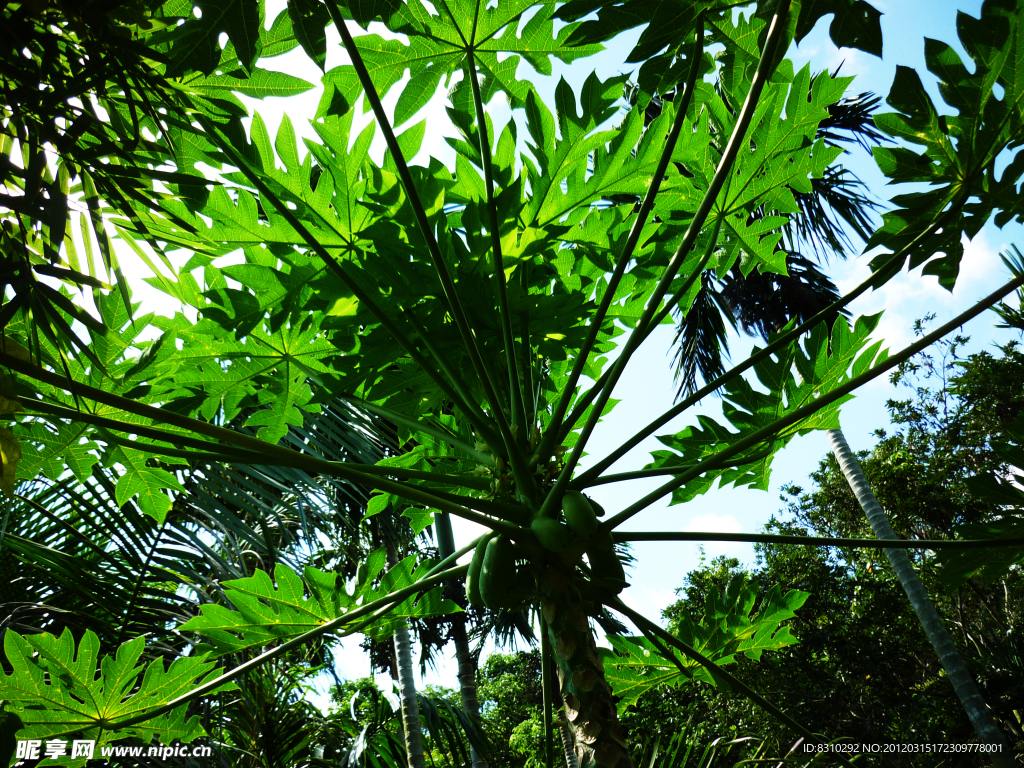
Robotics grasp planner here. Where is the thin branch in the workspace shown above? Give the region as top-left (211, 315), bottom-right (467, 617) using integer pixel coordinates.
top-left (613, 531), bottom-right (1024, 549)
top-left (534, 17), bottom-right (707, 467)
top-left (600, 271), bottom-right (1024, 531)
top-left (541, 1), bottom-right (791, 515)
top-left (192, 114), bottom-right (503, 451)
top-left (323, 0), bottom-right (533, 494)
top-left (466, 50), bottom-right (528, 444)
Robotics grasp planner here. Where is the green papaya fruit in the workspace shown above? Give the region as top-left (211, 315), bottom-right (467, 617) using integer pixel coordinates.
top-left (506, 568), bottom-right (535, 608)
top-left (561, 491), bottom-right (598, 537)
top-left (480, 535), bottom-right (518, 608)
top-left (532, 516), bottom-right (572, 553)
top-left (466, 532), bottom-right (496, 608)
top-left (586, 541), bottom-right (626, 593)
top-left (589, 498), bottom-right (606, 518)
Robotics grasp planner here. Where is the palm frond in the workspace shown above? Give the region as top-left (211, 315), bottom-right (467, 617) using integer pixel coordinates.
top-left (671, 274), bottom-right (732, 400)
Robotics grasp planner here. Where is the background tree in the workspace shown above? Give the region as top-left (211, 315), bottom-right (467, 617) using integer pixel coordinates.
top-left (646, 330), bottom-right (1024, 765)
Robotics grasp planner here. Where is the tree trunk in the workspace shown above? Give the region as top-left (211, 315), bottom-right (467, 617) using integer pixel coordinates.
top-left (540, 566), bottom-right (633, 768)
top-left (453, 621), bottom-right (487, 768)
top-left (386, 540), bottom-right (427, 768)
top-left (557, 712), bottom-right (581, 768)
top-left (435, 513), bottom-right (487, 768)
top-left (827, 428), bottom-right (1013, 766)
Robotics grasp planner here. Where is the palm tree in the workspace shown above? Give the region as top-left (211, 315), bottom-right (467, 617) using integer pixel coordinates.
top-left (434, 512), bottom-right (488, 768)
top-left (826, 428), bottom-right (1013, 764)
top-left (641, 81), bottom-right (885, 397)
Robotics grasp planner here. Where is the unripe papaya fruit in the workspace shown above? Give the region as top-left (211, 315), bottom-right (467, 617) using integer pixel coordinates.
top-left (589, 498), bottom-right (606, 518)
top-left (466, 532), bottom-right (497, 608)
top-left (480, 535), bottom-right (518, 608)
top-left (506, 568), bottom-right (535, 608)
top-left (561, 491), bottom-right (598, 537)
top-left (586, 542), bottom-right (626, 594)
top-left (532, 516), bottom-right (572, 553)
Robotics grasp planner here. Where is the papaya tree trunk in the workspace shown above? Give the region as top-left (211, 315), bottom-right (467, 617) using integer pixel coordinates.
top-left (826, 428), bottom-right (1012, 766)
top-left (385, 540), bottom-right (427, 768)
top-left (540, 566), bottom-right (632, 768)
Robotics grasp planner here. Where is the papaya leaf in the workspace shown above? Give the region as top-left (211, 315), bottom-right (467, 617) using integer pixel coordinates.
top-left (179, 554), bottom-right (461, 655)
top-left (869, 2), bottom-right (1024, 289)
top-left (601, 583), bottom-right (809, 712)
top-left (110, 445), bottom-right (187, 524)
top-left (648, 313), bottom-right (887, 504)
top-left (318, 0), bottom-right (603, 127)
top-left (288, 0), bottom-right (332, 71)
top-left (163, 0), bottom-right (265, 76)
top-left (0, 629), bottom-right (234, 763)
top-left (185, 68), bottom-right (315, 100)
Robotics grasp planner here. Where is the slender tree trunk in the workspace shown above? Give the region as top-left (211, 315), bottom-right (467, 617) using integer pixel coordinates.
top-left (386, 540), bottom-right (427, 768)
top-left (453, 621), bottom-right (487, 768)
top-left (557, 712), bottom-right (581, 768)
top-left (540, 566), bottom-right (633, 768)
top-left (435, 513), bottom-right (487, 768)
top-left (827, 428), bottom-right (1013, 766)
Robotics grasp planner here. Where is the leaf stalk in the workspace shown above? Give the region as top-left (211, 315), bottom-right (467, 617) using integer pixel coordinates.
top-left (323, 0), bottom-right (534, 494)
top-left (534, 16), bottom-right (707, 468)
top-left (600, 271), bottom-right (1024, 531)
top-left (542, 0), bottom-right (790, 515)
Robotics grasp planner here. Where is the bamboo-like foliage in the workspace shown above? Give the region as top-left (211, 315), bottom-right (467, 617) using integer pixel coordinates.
top-left (4, 0), bottom-right (1024, 766)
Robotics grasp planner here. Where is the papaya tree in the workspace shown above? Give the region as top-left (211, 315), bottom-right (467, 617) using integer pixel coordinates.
top-left (3, 0), bottom-right (1024, 767)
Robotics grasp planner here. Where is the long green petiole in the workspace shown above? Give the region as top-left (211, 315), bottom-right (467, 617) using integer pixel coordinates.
top-left (614, 531), bottom-right (1024, 549)
top-left (541, 0), bottom-right (791, 515)
top-left (466, 49), bottom-right (529, 445)
top-left (2, 352), bottom-right (521, 536)
top-left (73, 564), bottom-right (470, 738)
top-left (323, 0), bottom-right (535, 496)
top-left (338, 394), bottom-right (494, 464)
top-left (600, 271), bottom-right (1024, 531)
top-left (534, 16), bottom-right (707, 469)
top-left (570, 449), bottom-right (770, 488)
top-left (573, 189), bottom-right (973, 486)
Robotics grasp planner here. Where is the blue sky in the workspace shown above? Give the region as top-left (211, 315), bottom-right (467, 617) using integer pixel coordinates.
top-left (114, 0), bottom-right (1024, 704)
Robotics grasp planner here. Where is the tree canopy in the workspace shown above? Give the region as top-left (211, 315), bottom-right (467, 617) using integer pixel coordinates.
top-left (3, 0), bottom-right (1024, 766)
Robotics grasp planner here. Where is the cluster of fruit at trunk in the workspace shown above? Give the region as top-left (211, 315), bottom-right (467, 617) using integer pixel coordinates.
top-left (464, 489), bottom-right (633, 766)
